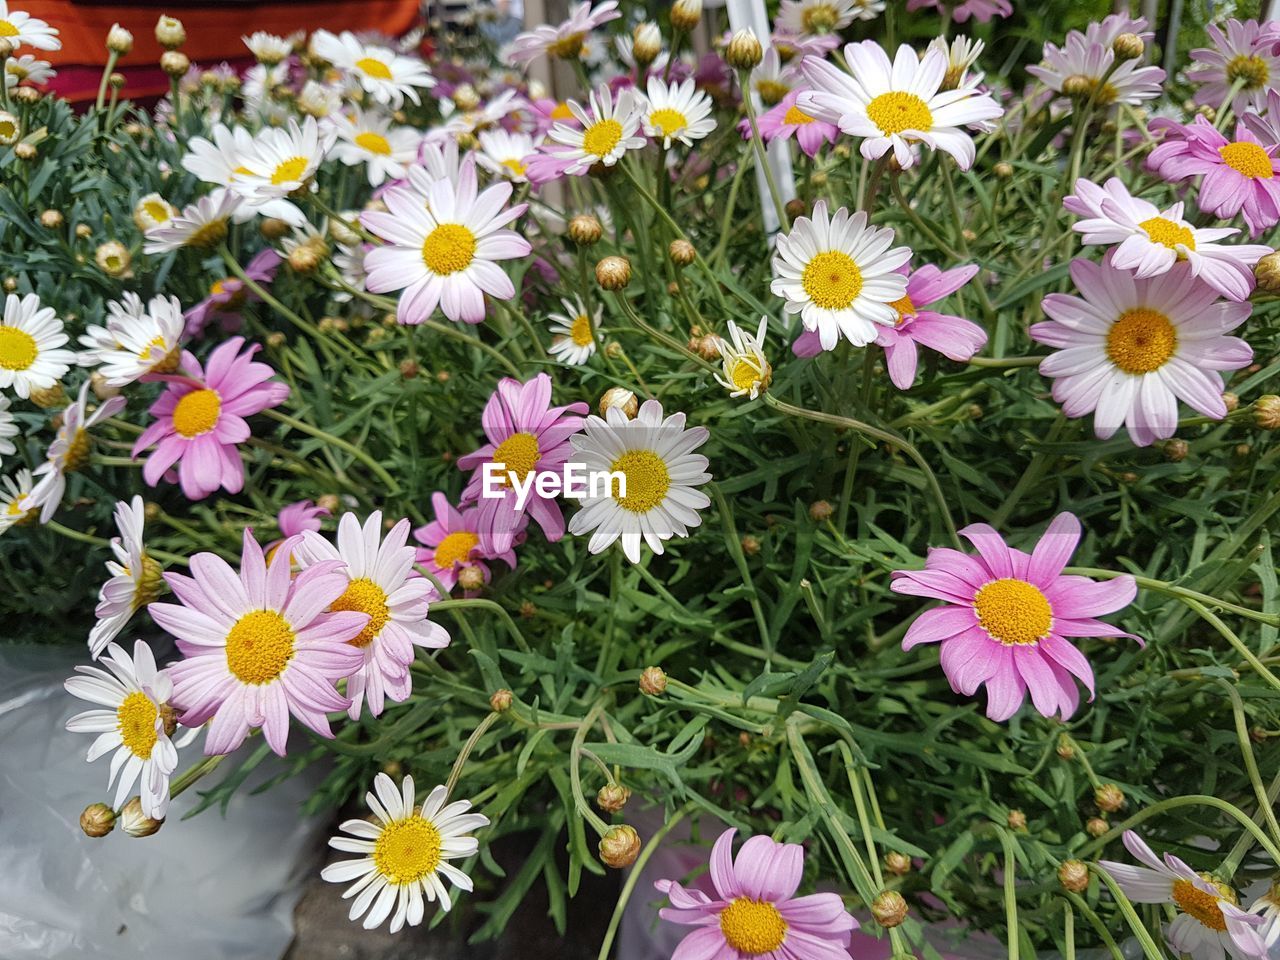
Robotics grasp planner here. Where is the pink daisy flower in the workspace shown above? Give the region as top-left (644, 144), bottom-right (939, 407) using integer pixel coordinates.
top-left (413, 492), bottom-right (520, 593)
top-left (1032, 255), bottom-right (1252, 447)
top-left (891, 513), bottom-right (1139, 722)
top-left (524, 143), bottom-right (582, 186)
top-left (1188, 19), bottom-right (1280, 116)
top-left (741, 88), bottom-right (838, 158)
top-left (1064, 176), bottom-right (1271, 302)
top-left (150, 529), bottom-right (369, 756)
top-left (905, 0), bottom-right (1012, 23)
top-left (279, 499), bottom-right (330, 537)
top-left (655, 827), bottom-right (858, 960)
top-left (508, 0), bottom-right (620, 66)
top-left (1147, 117), bottom-right (1280, 237)
top-left (457, 373), bottom-right (587, 553)
top-left (132, 336), bottom-right (290, 500)
top-left (531, 97), bottom-right (580, 134)
top-left (183, 249), bottom-right (281, 338)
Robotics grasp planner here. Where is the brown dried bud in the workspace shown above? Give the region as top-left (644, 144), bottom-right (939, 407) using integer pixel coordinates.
top-left (80, 802), bottom-right (117, 838)
top-left (1163, 438), bottom-right (1189, 462)
top-left (885, 851), bottom-right (911, 876)
top-left (599, 824), bottom-right (642, 868)
top-left (29, 382), bottom-right (66, 409)
top-left (1255, 251), bottom-right (1280, 294)
top-left (871, 891), bottom-right (908, 928)
top-left (1007, 809), bottom-right (1027, 830)
top-left (994, 161), bottom-right (1014, 178)
top-left (693, 334), bottom-right (722, 361)
top-left (260, 218), bottom-right (291, 240)
top-left (596, 255), bottom-right (631, 291)
top-left (458, 565), bottom-right (486, 592)
top-left (670, 0), bottom-right (702, 32)
top-left (519, 600), bottom-right (537, 619)
top-left (119, 797), bottom-right (163, 837)
top-left (399, 359), bottom-right (420, 380)
top-left (639, 666), bottom-right (668, 696)
top-left (489, 688), bottom-right (513, 712)
top-left (725, 28), bottom-right (763, 71)
top-left (160, 51), bottom-right (189, 78)
top-left (1223, 392), bottom-right (1239, 412)
top-left (1254, 395), bottom-right (1280, 430)
top-left (1085, 817), bottom-right (1109, 837)
top-left (1058, 859), bottom-right (1089, 893)
top-left (599, 387), bottom-right (639, 419)
top-left (568, 214), bottom-right (603, 246)
top-left (740, 535), bottom-right (760, 556)
top-left (669, 239), bottom-right (696, 267)
top-left (596, 783), bottom-right (631, 813)
top-left (1113, 33), bottom-right (1145, 62)
top-left (784, 197), bottom-right (808, 220)
top-left (809, 500), bottom-right (834, 523)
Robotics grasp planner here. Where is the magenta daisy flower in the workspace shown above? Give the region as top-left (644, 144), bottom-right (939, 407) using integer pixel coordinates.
top-left (150, 529), bottom-right (369, 756)
top-left (905, 0), bottom-right (1011, 23)
top-left (279, 499), bottom-right (330, 537)
top-left (1147, 117), bottom-right (1280, 237)
top-left (132, 336), bottom-right (290, 501)
top-left (457, 373), bottom-right (587, 553)
top-left (743, 88), bottom-right (838, 159)
top-left (413, 492), bottom-right (520, 593)
top-left (655, 827), bottom-right (858, 960)
top-left (184, 249), bottom-right (281, 338)
top-left (891, 513), bottom-right (1139, 722)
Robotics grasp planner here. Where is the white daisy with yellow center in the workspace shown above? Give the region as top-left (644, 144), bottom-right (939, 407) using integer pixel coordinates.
top-left (182, 123), bottom-right (304, 225)
top-left (88, 497), bottom-right (166, 660)
top-left (64, 640), bottom-right (189, 820)
top-left (567, 399), bottom-right (711, 564)
top-left (143, 189), bottom-right (243, 254)
top-left (0, 467), bottom-right (37, 532)
top-left (770, 200), bottom-right (912, 350)
top-left (476, 128), bottom-right (539, 184)
top-left (242, 30), bottom-right (292, 65)
top-left (642, 76), bottom-right (717, 149)
top-left (329, 106), bottom-right (422, 187)
top-left (321, 773), bottom-right (489, 932)
top-left (5, 54), bottom-right (54, 89)
top-left (78, 291), bottom-right (184, 389)
top-left (0, 2), bottom-right (61, 51)
top-left (231, 116), bottom-right (335, 207)
top-left (752, 48), bottom-right (796, 108)
top-left (548, 84), bottom-right (646, 175)
top-left (0, 394), bottom-right (15, 456)
top-left (0, 291), bottom-right (76, 400)
top-left (547, 296), bottom-right (600, 366)
top-left (132, 193), bottom-right (178, 232)
top-left (778, 0), bottom-right (868, 35)
top-left (715, 316), bottom-right (773, 400)
top-left (799, 39), bottom-right (1002, 170)
top-left (310, 29), bottom-right (435, 109)
top-left (31, 379), bottom-right (126, 524)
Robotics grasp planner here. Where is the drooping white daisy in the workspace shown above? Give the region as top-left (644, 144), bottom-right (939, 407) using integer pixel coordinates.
top-left (799, 40), bottom-right (1002, 170)
top-left (548, 85), bottom-right (646, 176)
top-left (333, 243), bottom-right (370, 302)
top-left (1064, 176), bottom-right (1272, 302)
top-left (0, 467), bottom-right (36, 532)
top-left (231, 116), bottom-right (335, 211)
top-left (5, 53), bottom-right (54, 88)
top-left (310, 29), bottom-right (435, 109)
top-left (927, 35), bottom-right (986, 93)
top-left (329, 107), bottom-right (422, 187)
top-left (475, 129), bottom-right (539, 183)
top-left (361, 158), bottom-right (531, 326)
top-left (64, 640), bottom-right (187, 820)
top-left (181, 124), bottom-right (302, 224)
top-left (546, 296), bottom-right (600, 365)
top-left (0, 394), bottom-right (15, 456)
top-left (567, 399), bottom-right (711, 564)
top-left (31, 380), bottom-right (126, 524)
top-left (641, 77), bottom-right (717, 149)
top-left (78, 292), bottom-right (184, 388)
top-left (1026, 33), bottom-right (1164, 108)
top-left (88, 497), bottom-right (166, 660)
top-left (508, 0), bottom-right (621, 66)
top-left (715, 316), bottom-right (773, 400)
top-left (0, 292), bottom-right (76, 400)
top-left (771, 201), bottom-right (912, 350)
top-left (295, 511), bottom-right (450, 720)
top-left (778, 0), bottom-right (869, 36)
top-left (143, 189), bottom-right (241, 254)
top-left (321, 774), bottom-right (489, 932)
top-left (0, 2), bottom-right (60, 51)
top-left (242, 30), bottom-right (292, 65)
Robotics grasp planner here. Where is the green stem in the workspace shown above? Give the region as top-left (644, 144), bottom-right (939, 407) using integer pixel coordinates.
top-left (1180, 597), bottom-right (1280, 693)
top-left (262, 408), bottom-right (401, 495)
top-left (736, 70), bottom-right (790, 230)
top-left (571, 699), bottom-right (611, 837)
top-left (997, 827), bottom-right (1020, 960)
top-left (445, 711), bottom-right (501, 798)
top-left (1088, 866), bottom-right (1168, 960)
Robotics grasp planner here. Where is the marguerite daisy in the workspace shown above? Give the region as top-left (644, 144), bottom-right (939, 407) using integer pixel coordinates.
top-left (0, 292), bottom-right (76, 400)
top-left (0, 2), bottom-right (60, 51)
top-left (715, 316), bottom-right (773, 400)
top-left (0, 394), bottom-right (15, 455)
top-left (310, 29), bottom-right (435, 109)
top-left (5, 53), bottom-right (54, 88)
top-left (475, 129), bottom-right (538, 183)
top-left (143, 189), bottom-right (241, 254)
top-left (132, 193), bottom-right (178, 232)
top-left (242, 30), bottom-right (292, 65)
top-left (78, 292), bottom-right (184, 389)
top-left (182, 124), bottom-right (303, 224)
top-left (777, 0), bottom-right (867, 36)
top-left (547, 85), bottom-right (646, 176)
top-left (31, 380), bottom-right (126, 523)
top-left (547, 296), bottom-right (600, 365)
top-left (232, 117), bottom-right (335, 211)
top-left (88, 496), bottom-right (165, 660)
top-left (0, 467), bottom-right (37, 531)
top-left (1189, 18), bottom-right (1280, 117)
top-left (329, 107), bottom-right (422, 187)
top-left (1026, 32), bottom-right (1165, 108)
top-left (641, 77), bottom-right (716, 149)
top-left (508, 0), bottom-right (620, 66)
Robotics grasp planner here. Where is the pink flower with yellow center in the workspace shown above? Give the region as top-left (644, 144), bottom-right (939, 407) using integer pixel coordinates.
top-left (413, 492), bottom-right (519, 593)
top-left (184, 249), bottom-right (280, 338)
top-left (742, 88), bottom-right (838, 158)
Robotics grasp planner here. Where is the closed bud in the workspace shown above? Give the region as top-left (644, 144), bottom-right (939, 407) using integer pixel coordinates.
top-left (1254, 251), bottom-right (1280, 293)
top-left (639, 666), bottom-right (667, 695)
top-left (2, 277), bottom-right (15, 292)
top-left (568, 214), bottom-right (603, 246)
top-left (260, 217), bottom-right (291, 240)
top-left (871, 891), bottom-right (908, 928)
top-left (598, 824), bottom-right (642, 868)
top-left (1163, 438), bottom-right (1189, 462)
top-left (452, 83), bottom-right (481, 111)
top-left (1086, 817), bottom-right (1109, 837)
top-left (1255, 395), bottom-right (1280, 430)
top-left (693, 334), bottom-right (721, 360)
top-left (1061, 74), bottom-right (1091, 98)
top-left (1223, 392), bottom-right (1239, 412)
top-left (632, 22), bottom-right (662, 69)
top-left (1058, 859), bottom-right (1089, 893)
top-left (1095, 784), bottom-right (1125, 813)
top-left (1007, 809), bottom-right (1027, 830)
top-left (288, 244), bottom-right (322, 274)
top-left (29, 382), bottom-right (65, 409)
top-left (1113, 33), bottom-right (1144, 61)
top-left (458, 565), bottom-right (485, 592)
top-left (80, 802), bottom-right (117, 838)
top-left (76, 224), bottom-right (92, 239)
top-left (328, 215), bottom-right (361, 247)
top-left (160, 51), bottom-right (189, 78)
top-left (596, 783), bottom-right (631, 813)
top-left (725, 28), bottom-right (763, 71)
top-left (1055, 734), bottom-right (1074, 760)
top-left (266, 331), bottom-right (287, 349)
top-left (120, 797), bottom-right (163, 837)
top-left (809, 500), bottom-right (833, 522)
top-left (155, 15), bottom-right (186, 50)
top-left (13, 141), bottom-right (35, 160)
top-left (994, 161), bottom-right (1014, 178)
top-left (40, 208), bottom-right (64, 229)
top-left (399, 359), bottom-right (420, 380)
top-left (489, 688), bottom-right (513, 712)
top-left (740, 534), bottom-right (760, 556)
top-left (670, 0), bottom-right (703, 32)
top-left (599, 387), bottom-right (639, 419)
top-left (596, 255), bottom-right (631, 291)
top-left (604, 341), bottom-right (623, 359)
top-left (90, 371), bottom-right (120, 401)
top-left (785, 197), bottom-right (808, 220)
top-left (316, 494), bottom-right (340, 513)
top-left (669, 239), bottom-right (696, 267)
top-left (0, 38), bottom-right (12, 60)
top-left (519, 600), bottom-right (536, 618)
top-left (106, 23), bottom-right (134, 55)
top-left (885, 851), bottom-right (911, 876)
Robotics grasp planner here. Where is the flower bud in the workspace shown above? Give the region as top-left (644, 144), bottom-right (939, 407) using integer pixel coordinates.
top-left (75, 223), bottom-right (92, 239)
top-left (1061, 74), bottom-right (1091, 98)
top-left (1095, 784), bottom-right (1125, 813)
top-left (155, 15), bottom-right (186, 50)
top-left (95, 241), bottom-right (131, 277)
top-left (568, 214), bottom-right (603, 246)
top-left (120, 797), bottom-right (163, 837)
top-left (160, 51), bottom-right (190, 78)
top-left (260, 217), bottom-right (291, 241)
top-left (80, 802), bottom-right (117, 838)
top-left (1085, 817), bottom-right (1109, 837)
top-left (725, 28), bottom-right (763, 72)
top-left (1163, 438), bottom-right (1189, 462)
top-left (1254, 251), bottom-right (1280, 293)
top-left (489, 688), bottom-right (513, 712)
top-left (458, 565), bottom-right (486, 592)
top-left (692, 333), bottom-right (722, 360)
top-left (40, 208), bottom-right (63, 229)
top-left (808, 500), bottom-right (833, 523)
top-left (1055, 735), bottom-right (1074, 760)
top-left (596, 783), bottom-right (631, 813)
top-left (288, 244), bottom-right (322, 274)
top-left (29, 382), bottom-right (65, 409)
top-left (871, 891), bottom-right (908, 928)
top-left (885, 851), bottom-right (911, 876)
top-left (596, 255), bottom-right (631, 291)
top-left (994, 161), bottom-right (1014, 178)
top-left (0, 110), bottom-right (19, 146)
top-left (1, 277), bottom-right (14, 292)
top-left (668, 239), bottom-right (696, 267)
top-left (1255, 395), bottom-right (1280, 430)
top-left (1113, 33), bottom-right (1144, 62)
top-left (670, 0), bottom-right (703, 32)
top-left (632, 22), bottom-right (662, 69)
top-left (785, 197), bottom-right (808, 220)
top-left (14, 141), bottom-right (35, 160)
top-left (266, 331), bottom-right (287, 349)
top-left (1058, 859), bottom-right (1089, 893)
top-left (598, 824), bottom-right (642, 868)
top-left (452, 83), bottom-right (481, 112)
top-left (0, 38), bottom-right (12, 60)
top-left (1007, 809), bottom-right (1027, 830)
top-left (740, 535), bottom-right (760, 556)
top-left (1223, 392), bottom-right (1239, 412)
top-left (106, 23), bottom-right (134, 55)
top-left (519, 600), bottom-right (537, 618)
top-left (599, 387), bottom-right (639, 419)
top-left (639, 666), bottom-right (667, 695)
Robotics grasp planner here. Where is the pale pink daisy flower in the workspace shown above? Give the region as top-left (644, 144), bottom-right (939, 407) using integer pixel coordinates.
top-left (508, 0), bottom-right (620, 66)
top-left (414, 492), bottom-right (520, 593)
top-left (1188, 19), bottom-right (1280, 117)
top-left (183, 250), bottom-right (280, 338)
top-left (296, 512), bottom-right (450, 721)
top-left (131, 336), bottom-right (290, 501)
top-left (891, 513), bottom-right (1139, 722)
top-left (1064, 176), bottom-right (1271, 302)
top-left (1027, 33), bottom-right (1165, 107)
top-left (905, 0), bottom-right (1011, 23)
top-left (150, 529), bottom-right (368, 756)
top-left (1084, 13), bottom-right (1155, 47)
top-left (743, 88), bottom-right (838, 158)
top-left (1099, 831), bottom-right (1267, 960)
top-left (655, 827), bottom-right (858, 960)
top-left (1147, 117), bottom-right (1280, 237)
top-left (88, 496), bottom-right (165, 659)
top-left (1031, 255), bottom-right (1251, 447)
top-left (457, 373), bottom-right (587, 553)
top-left (266, 498), bottom-right (330, 561)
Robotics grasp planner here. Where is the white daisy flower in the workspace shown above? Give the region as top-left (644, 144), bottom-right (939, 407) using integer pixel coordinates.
top-left (547, 296), bottom-right (600, 365)
top-left (434, 89), bottom-right (525, 140)
top-left (297, 79), bottom-right (344, 119)
top-left (927, 34), bottom-right (986, 93)
top-left (548, 85), bottom-right (646, 175)
top-left (329, 107), bottom-right (422, 187)
top-left (475, 128), bottom-right (538, 183)
top-left (0, 393), bottom-right (16, 455)
top-left (310, 29), bottom-right (434, 109)
top-left (78, 292), bottom-right (184, 388)
top-left (777, 0), bottom-right (869, 36)
top-left (508, 0), bottom-right (621, 66)
top-left (0, 292), bottom-right (76, 399)
top-left (1248, 882), bottom-right (1280, 950)
top-left (231, 116), bottom-right (335, 209)
top-left (5, 53), bottom-right (54, 88)
top-left (181, 124), bottom-right (302, 224)
top-left (333, 243), bottom-right (370, 302)
top-left (242, 30), bottom-right (292, 65)
top-left (0, 467), bottom-right (36, 531)
top-left (641, 77), bottom-right (716, 149)
top-left (321, 774), bottom-right (489, 932)
top-left (567, 398), bottom-right (712, 564)
top-left (770, 200), bottom-right (911, 350)
top-left (64, 640), bottom-right (188, 820)
top-left (416, 137), bottom-right (465, 190)
top-left (799, 40), bottom-right (1002, 170)
top-left (239, 61), bottom-right (291, 124)
top-left (752, 47), bottom-right (798, 107)
top-left (143, 189), bottom-right (241, 254)
top-left (87, 497), bottom-right (166, 659)
top-left (715, 316), bottom-right (773, 400)
top-left (132, 193), bottom-right (178, 232)
top-left (295, 511), bottom-right (450, 721)
top-left (0, 1), bottom-right (60, 51)
top-left (1064, 176), bottom-right (1273, 303)
top-left (31, 379), bottom-right (126, 524)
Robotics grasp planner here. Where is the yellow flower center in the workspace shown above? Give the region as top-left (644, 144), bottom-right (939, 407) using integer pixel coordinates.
top-left (0, 21), bottom-right (16, 37)
top-left (1227, 53), bottom-right (1269, 89)
top-left (355, 131), bottom-right (392, 155)
top-left (501, 157), bottom-right (528, 177)
top-left (547, 32), bottom-right (586, 60)
top-left (63, 429), bottom-right (91, 473)
top-left (0, 118), bottom-right (16, 141)
top-left (1171, 879), bottom-right (1228, 932)
top-left (225, 609), bottom-right (296, 684)
top-left (144, 200), bottom-right (172, 223)
top-left (730, 358), bottom-right (764, 392)
top-left (551, 101), bottom-right (574, 121)
top-left (570, 313), bottom-right (594, 347)
top-left (973, 578), bottom-right (1053, 646)
top-left (271, 156), bottom-right (310, 185)
top-left (137, 334), bottom-right (168, 361)
top-left (756, 79), bottom-right (791, 106)
top-left (866, 91), bottom-right (934, 136)
top-left (329, 577), bottom-right (390, 648)
top-left (373, 816), bottom-right (443, 885)
top-left (1219, 140), bottom-right (1273, 179)
top-left (783, 104), bottom-right (815, 126)
top-left (890, 294), bottom-right (917, 325)
top-left (649, 107), bottom-right (688, 139)
top-left (132, 554), bottom-right (166, 608)
top-left (434, 530), bottom-right (479, 569)
top-left (610, 449), bottom-right (670, 513)
top-left (801, 3), bottom-right (840, 33)
top-left (719, 898), bottom-right (788, 955)
top-left (1139, 216), bottom-right (1195, 251)
top-left (582, 118), bottom-right (624, 158)
top-left (356, 57), bottom-right (393, 80)
top-left (171, 388), bottom-right (222, 438)
top-left (1106, 307), bottom-right (1178, 375)
top-left (187, 218), bottom-right (229, 248)
top-left (421, 223), bottom-right (477, 275)
top-left (491, 431), bottom-right (541, 485)
top-left (0, 325), bottom-right (38, 371)
top-left (801, 250), bottom-right (863, 310)
top-left (116, 691), bottom-right (160, 759)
